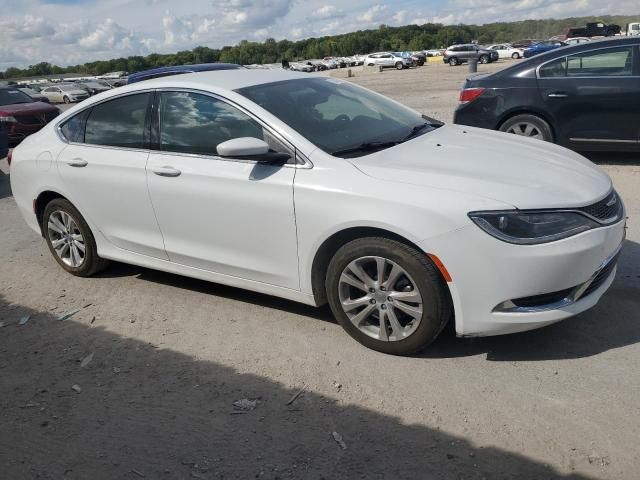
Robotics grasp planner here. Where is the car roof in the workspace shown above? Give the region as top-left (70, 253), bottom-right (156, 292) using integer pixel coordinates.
top-left (128, 63), bottom-right (241, 83)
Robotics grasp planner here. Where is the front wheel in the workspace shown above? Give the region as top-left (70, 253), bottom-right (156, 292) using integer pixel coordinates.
top-left (395, 62), bottom-right (404, 70)
top-left (43, 198), bottom-right (109, 276)
top-left (479, 55), bottom-right (489, 64)
top-left (63, 96), bottom-right (70, 104)
top-left (448, 57), bottom-right (458, 66)
top-left (511, 52), bottom-right (520, 59)
top-left (326, 237), bottom-right (451, 355)
top-left (499, 114), bottom-right (553, 143)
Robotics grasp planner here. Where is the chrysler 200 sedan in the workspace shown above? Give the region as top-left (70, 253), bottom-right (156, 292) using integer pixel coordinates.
top-left (10, 70), bottom-right (625, 355)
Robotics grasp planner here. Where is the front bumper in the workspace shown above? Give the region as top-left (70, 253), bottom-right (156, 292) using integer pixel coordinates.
top-left (420, 217), bottom-right (626, 337)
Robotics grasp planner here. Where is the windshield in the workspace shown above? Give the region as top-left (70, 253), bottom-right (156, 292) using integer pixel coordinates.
top-left (60, 85), bottom-right (78, 91)
top-left (0, 89), bottom-right (33, 106)
top-left (237, 77), bottom-right (441, 158)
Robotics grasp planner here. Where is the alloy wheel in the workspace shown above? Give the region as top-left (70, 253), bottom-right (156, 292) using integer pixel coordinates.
top-left (47, 210), bottom-right (86, 268)
top-left (338, 256), bottom-right (423, 342)
top-left (506, 122), bottom-right (544, 139)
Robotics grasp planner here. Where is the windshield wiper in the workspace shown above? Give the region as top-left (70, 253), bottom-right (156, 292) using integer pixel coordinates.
top-left (400, 122), bottom-right (432, 142)
top-left (331, 140), bottom-right (400, 157)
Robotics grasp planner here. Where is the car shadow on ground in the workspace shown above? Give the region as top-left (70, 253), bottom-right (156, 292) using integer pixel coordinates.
top-left (0, 166), bottom-right (12, 201)
top-left (0, 293), bottom-right (596, 479)
top-left (583, 151), bottom-right (640, 165)
top-left (97, 240), bottom-right (640, 364)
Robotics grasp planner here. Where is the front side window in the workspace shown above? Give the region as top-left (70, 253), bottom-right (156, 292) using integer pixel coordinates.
top-left (237, 77), bottom-right (439, 158)
top-left (566, 47), bottom-right (634, 77)
top-left (85, 93), bottom-right (150, 148)
top-left (159, 91), bottom-right (266, 156)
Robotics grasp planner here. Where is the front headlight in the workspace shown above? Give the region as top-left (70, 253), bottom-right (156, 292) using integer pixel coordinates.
top-left (0, 115), bottom-right (17, 123)
top-left (469, 211), bottom-right (599, 245)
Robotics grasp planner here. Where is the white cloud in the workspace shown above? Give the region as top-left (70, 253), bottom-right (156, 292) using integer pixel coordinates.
top-left (312, 5), bottom-right (340, 19)
top-left (357, 4), bottom-right (387, 23)
top-left (0, 0), bottom-right (637, 69)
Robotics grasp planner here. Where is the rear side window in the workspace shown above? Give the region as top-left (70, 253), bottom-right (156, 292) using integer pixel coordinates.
top-left (85, 93), bottom-right (150, 148)
top-left (60, 110), bottom-right (90, 143)
top-left (158, 91), bottom-right (264, 156)
top-left (539, 58), bottom-right (567, 78)
top-left (566, 47), bottom-right (634, 77)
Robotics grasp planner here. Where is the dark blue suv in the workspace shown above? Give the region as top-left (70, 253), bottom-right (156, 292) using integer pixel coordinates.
top-left (127, 63), bottom-right (242, 84)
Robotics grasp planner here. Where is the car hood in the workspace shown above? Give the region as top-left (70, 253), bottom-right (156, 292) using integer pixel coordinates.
top-left (349, 124), bottom-right (612, 209)
top-left (0, 101), bottom-right (58, 115)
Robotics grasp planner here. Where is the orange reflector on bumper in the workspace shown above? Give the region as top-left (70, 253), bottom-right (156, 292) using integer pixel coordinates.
top-left (427, 253), bottom-right (452, 283)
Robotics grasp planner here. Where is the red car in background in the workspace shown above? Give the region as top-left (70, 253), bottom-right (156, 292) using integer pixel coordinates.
top-left (0, 87), bottom-right (60, 146)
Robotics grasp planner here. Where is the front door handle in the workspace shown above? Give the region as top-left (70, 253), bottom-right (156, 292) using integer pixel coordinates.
top-left (548, 92), bottom-right (569, 98)
top-left (67, 158), bottom-right (88, 167)
top-left (152, 166), bottom-right (182, 177)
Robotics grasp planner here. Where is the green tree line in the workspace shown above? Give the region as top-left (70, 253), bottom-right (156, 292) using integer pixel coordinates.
top-left (2, 14), bottom-right (638, 79)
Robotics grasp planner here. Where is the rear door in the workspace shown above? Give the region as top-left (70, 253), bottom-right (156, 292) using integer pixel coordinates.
top-left (536, 44), bottom-right (640, 147)
top-left (56, 92), bottom-right (167, 258)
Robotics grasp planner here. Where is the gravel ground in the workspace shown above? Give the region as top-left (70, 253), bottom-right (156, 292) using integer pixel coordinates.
top-left (1, 62), bottom-right (639, 479)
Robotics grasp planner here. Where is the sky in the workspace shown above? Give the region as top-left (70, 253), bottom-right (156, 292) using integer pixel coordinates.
top-left (0, 0), bottom-right (637, 69)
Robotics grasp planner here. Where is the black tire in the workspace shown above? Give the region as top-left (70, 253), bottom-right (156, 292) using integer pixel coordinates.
top-left (395, 62), bottom-right (404, 70)
top-left (42, 198), bottom-right (109, 277)
top-left (367, 63), bottom-right (374, 67)
top-left (511, 52), bottom-right (520, 59)
top-left (479, 55), bottom-right (489, 64)
top-left (63, 96), bottom-right (70, 104)
top-left (499, 114), bottom-right (554, 143)
top-left (448, 57), bottom-right (458, 66)
top-left (325, 237), bottom-right (452, 355)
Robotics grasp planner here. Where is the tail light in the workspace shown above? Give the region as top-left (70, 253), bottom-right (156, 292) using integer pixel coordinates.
top-left (459, 87), bottom-right (486, 104)
top-left (7, 149), bottom-right (13, 167)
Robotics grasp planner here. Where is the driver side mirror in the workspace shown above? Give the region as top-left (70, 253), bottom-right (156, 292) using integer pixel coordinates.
top-left (217, 137), bottom-right (291, 164)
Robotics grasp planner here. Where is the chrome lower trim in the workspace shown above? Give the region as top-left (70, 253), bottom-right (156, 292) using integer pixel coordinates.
top-left (493, 242), bottom-right (623, 313)
top-left (570, 137), bottom-right (639, 144)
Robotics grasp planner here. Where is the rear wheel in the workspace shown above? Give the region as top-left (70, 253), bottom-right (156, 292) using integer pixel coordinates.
top-left (499, 114), bottom-right (553, 142)
top-left (43, 198), bottom-right (109, 277)
top-left (326, 237), bottom-right (451, 355)
top-left (448, 57), bottom-right (458, 66)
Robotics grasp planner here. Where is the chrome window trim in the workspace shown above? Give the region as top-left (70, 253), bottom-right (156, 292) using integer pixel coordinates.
top-left (536, 43), bottom-right (638, 79)
top-left (55, 87), bottom-right (313, 169)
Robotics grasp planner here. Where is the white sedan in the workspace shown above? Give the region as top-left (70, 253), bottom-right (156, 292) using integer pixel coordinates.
top-left (9, 70), bottom-right (625, 355)
top-left (39, 84), bottom-right (90, 104)
top-left (487, 44), bottom-right (525, 59)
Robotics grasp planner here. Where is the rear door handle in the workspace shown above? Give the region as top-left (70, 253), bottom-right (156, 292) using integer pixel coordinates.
top-left (548, 92), bottom-right (569, 98)
top-left (66, 158), bottom-right (88, 167)
top-left (152, 166), bottom-right (182, 177)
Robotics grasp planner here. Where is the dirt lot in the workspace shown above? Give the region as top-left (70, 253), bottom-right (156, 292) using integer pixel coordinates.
top-left (1, 62), bottom-right (639, 479)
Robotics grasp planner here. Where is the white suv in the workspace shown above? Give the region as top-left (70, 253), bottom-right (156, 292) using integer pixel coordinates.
top-left (364, 52), bottom-right (412, 70)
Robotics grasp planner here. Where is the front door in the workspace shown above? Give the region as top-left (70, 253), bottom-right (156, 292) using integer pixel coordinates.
top-left (146, 91), bottom-right (300, 289)
top-left (56, 92), bottom-right (167, 259)
top-left (537, 44), bottom-right (639, 147)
